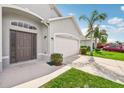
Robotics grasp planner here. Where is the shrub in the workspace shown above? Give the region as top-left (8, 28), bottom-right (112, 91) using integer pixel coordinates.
top-left (87, 46), bottom-right (90, 52)
top-left (80, 47), bottom-right (87, 55)
top-left (80, 46), bottom-right (87, 49)
top-left (51, 53), bottom-right (63, 66)
top-left (80, 46), bottom-right (90, 52)
top-left (95, 48), bottom-right (101, 52)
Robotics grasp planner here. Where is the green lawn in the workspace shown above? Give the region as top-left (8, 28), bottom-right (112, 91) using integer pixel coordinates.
top-left (41, 68), bottom-right (124, 88)
top-left (88, 50), bottom-right (124, 61)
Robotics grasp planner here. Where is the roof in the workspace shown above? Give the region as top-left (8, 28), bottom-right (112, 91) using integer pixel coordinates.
top-left (49, 16), bottom-right (85, 37)
top-left (2, 4), bottom-right (44, 20)
top-left (53, 5), bottom-right (62, 17)
top-left (49, 4), bottom-right (62, 17)
top-left (2, 4), bottom-right (50, 27)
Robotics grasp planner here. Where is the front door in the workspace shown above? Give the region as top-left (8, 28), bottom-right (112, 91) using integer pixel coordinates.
top-left (10, 30), bottom-right (37, 63)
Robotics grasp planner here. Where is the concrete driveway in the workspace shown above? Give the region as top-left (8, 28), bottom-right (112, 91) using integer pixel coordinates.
top-left (72, 55), bottom-right (124, 84)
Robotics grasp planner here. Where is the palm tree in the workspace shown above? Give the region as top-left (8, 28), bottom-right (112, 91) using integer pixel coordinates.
top-left (94, 27), bottom-right (108, 48)
top-left (94, 26), bottom-right (100, 48)
top-left (99, 29), bottom-right (108, 43)
top-left (79, 10), bottom-right (107, 62)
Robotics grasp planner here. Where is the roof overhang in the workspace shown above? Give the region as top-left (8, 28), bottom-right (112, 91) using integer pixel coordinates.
top-left (49, 4), bottom-right (62, 17)
top-left (1, 4), bottom-right (48, 27)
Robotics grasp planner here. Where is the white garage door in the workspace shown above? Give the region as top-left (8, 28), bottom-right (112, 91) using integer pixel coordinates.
top-left (54, 35), bottom-right (79, 57)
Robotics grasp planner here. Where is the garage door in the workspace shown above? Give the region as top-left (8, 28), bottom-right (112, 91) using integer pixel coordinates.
top-left (10, 30), bottom-right (37, 63)
top-left (54, 35), bottom-right (79, 57)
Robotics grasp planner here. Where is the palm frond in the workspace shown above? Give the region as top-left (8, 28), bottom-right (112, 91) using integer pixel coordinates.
top-left (79, 15), bottom-right (87, 21)
top-left (85, 31), bottom-right (93, 38)
top-left (92, 13), bottom-right (107, 24)
top-left (90, 10), bottom-right (99, 24)
top-left (94, 26), bottom-right (100, 38)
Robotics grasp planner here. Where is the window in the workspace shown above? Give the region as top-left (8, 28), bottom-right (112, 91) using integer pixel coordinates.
top-left (11, 22), bottom-right (17, 26)
top-left (29, 25), bottom-right (37, 30)
top-left (24, 23), bottom-right (28, 28)
top-left (11, 21), bottom-right (37, 30)
top-left (18, 22), bottom-right (23, 27)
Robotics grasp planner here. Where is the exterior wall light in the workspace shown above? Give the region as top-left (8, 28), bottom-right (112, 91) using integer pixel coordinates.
top-left (44, 36), bottom-right (47, 39)
top-left (51, 37), bottom-right (54, 40)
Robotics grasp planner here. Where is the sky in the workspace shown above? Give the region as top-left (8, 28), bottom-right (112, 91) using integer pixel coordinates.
top-left (57, 4), bottom-right (124, 42)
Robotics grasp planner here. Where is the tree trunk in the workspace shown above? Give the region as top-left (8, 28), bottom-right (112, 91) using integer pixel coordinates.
top-left (94, 38), bottom-right (97, 49)
top-left (90, 34), bottom-right (93, 56)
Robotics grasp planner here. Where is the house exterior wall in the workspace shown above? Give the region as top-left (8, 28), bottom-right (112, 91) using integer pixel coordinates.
top-left (0, 4), bottom-right (85, 72)
top-left (16, 4), bottom-right (60, 19)
top-left (2, 8), bottom-right (49, 67)
top-left (0, 6), bottom-right (2, 72)
top-left (81, 40), bottom-right (91, 46)
top-left (49, 18), bottom-right (82, 54)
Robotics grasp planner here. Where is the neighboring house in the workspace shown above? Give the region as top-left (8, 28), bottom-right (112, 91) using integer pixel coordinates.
top-left (81, 38), bottom-right (95, 48)
top-left (122, 42), bottom-right (124, 46)
top-left (0, 4), bottom-right (84, 72)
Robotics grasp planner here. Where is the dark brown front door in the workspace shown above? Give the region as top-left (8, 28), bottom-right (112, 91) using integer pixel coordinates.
top-left (10, 30), bottom-right (37, 64)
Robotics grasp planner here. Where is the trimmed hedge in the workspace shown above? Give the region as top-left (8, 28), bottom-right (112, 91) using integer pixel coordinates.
top-left (51, 53), bottom-right (63, 66)
top-left (80, 46), bottom-right (88, 55)
top-left (80, 48), bottom-right (87, 55)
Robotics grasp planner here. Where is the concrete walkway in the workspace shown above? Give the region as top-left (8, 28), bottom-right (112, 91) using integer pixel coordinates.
top-left (71, 55), bottom-right (124, 84)
top-left (0, 60), bottom-right (64, 88)
top-left (13, 55), bottom-right (124, 88)
top-left (0, 55), bottom-right (79, 88)
top-left (1, 55), bottom-right (124, 88)
top-left (13, 65), bottom-right (71, 88)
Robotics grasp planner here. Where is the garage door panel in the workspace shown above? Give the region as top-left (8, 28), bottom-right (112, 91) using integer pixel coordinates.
top-left (54, 36), bottom-right (79, 57)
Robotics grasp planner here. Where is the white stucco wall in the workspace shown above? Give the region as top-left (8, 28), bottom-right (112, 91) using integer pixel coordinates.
top-left (81, 40), bottom-right (90, 46)
top-left (0, 6), bottom-right (2, 72)
top-left (2, 8), bottom-right (48, 61)
top-left (49, 17), bottom-right (82, 54)
top-left (16, 4), bottom-right (60, 19)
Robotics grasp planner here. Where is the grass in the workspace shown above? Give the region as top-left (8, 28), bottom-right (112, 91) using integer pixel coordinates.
top-left (88, 50), bottom-right (124, 61)
top-left (41, 68), bottom-right (124, 88)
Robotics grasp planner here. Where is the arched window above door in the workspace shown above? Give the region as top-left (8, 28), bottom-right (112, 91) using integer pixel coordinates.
top-left (11, 21), bottom-right (37, 30)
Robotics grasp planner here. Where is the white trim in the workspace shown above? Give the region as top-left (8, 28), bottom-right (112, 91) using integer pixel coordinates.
top-left (2, 54), bottom-right (49, 60)
top-left (0, 6), bottom-right (2, 63)
top-left (53, 5), bottom-right (62, 17)
top-left (49, 4), bottom-right (62, 17)
top-left (9, 27), bottom-right (38, 34)
top-left (2, 5), bottom-right (49, 27)
top-left (1, 4), bottom-right (44, 21)
top-left (53, 33), bottom-right (80, 54)
top-left (49, 16), bottom-right (73, 22)
top-left (48, 25), bottom-right (52, 56)
top-left (54, 33), bottom-right (80, 40)
top-left (2, 56), bottom-right (9, 59)
top-left (2, 53), bottom-right (49, 60)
